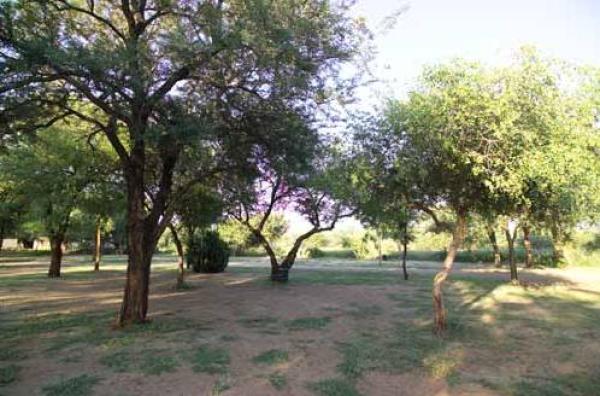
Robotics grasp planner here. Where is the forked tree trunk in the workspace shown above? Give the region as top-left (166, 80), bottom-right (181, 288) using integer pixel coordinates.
top-left (170, 225), bottom-right (185, 288)
top-left (505, 228), bottom-right (518, 283)
top-left (48, 233), bottom-right (64, 278)
top-left (93, 219), bottom-right (102, 271)
top-left (486, 225), bottom-right (501, 267)
top-left (523, 225), bottom-right (533, 268)
top-left (433, 209), bottom-right (467, 335)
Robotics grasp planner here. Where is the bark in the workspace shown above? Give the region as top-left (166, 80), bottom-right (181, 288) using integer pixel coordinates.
top-left (433, 209), bottom-right (467, 335)
top-left (48, 233), bottom-right (64, 278)
top-left (0, 224), bottom-right (4, 255)
top-left (93, 219), bottom-right (102, 271)
top-left (505, 229), bottom-right (518, 283)
top-left (401, 236), bottom-right (409, 281)
top-left (486, 225), bottom-right (501, 268)
top-left (117, 164), bottom-right (153, 326)
top-left (550, 225), bottom-right (565, 267)
top-left (170, 224), bottom-right (185, 288)
top-left (523, 225), bottom-right (533, 268)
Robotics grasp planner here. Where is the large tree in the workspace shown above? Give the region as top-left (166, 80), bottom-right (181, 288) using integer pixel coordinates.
top-left (0, 0), bottom-right (367, 324)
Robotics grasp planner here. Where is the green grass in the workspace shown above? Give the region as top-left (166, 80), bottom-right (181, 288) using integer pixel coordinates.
top-left (308, 378), bottom-right (362, 396)
top-left (42, 374), bottom-right (100, 396)
top-left (186, 346), bottom-right (230, 374)
top-left (99, 351), bottom-right (132, 372)
top-left (252, 349), bottom-right (288, 365)
top-left (99, 349), bottom-right (179, 375)
top-left (0, 348), bottom-right (26, 362)
top-left (269, 372), bottom-right (287, 390)
top-left (140, 351), bottom-right (179, 375)
top-left (346, 304), bottom-right (384, 318)
top-left (0, 365), bottom-right (20, 386)
top-left (285, 316), bottom-right (331, 331)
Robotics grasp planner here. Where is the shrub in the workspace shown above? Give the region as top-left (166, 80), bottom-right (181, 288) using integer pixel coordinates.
top-left (187, 231), bottom-right (230, 273)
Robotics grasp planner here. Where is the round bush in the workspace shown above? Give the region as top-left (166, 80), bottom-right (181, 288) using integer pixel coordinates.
top-left (187, 231), bottom-right (230, 273)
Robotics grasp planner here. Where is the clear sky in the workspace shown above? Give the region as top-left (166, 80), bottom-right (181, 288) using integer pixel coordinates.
top-left (352, 0), bottom-right (600, 102)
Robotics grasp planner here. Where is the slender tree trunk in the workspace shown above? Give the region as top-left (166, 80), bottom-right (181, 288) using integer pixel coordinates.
top-left (505, 229), bottom-right (518, 283)
top-left (48, 233), bottom-right (64, 278)
top-left (0, 224), bottom-right (5, 255)
top-left (377, 227), bottom-right (383, 266)
top-left (433, 209), bottom-right (467, 335)
top-left (93, 218), bottom-right (102, 271)
top-left (170, 224), bottom-right (185, 288)
top-left (523, 225), bottom-right (533, 268)
top-left (402, 236), bottom-right (408, 281)
top-left (550, 224), bottom-right (565, 267)
top-left (487, 225), bottom-right (501, 268)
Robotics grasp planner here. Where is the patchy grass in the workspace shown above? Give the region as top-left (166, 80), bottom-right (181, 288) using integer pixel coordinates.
top-left (99, 350), bottom-right (132, 372)
top-left (286, 316), bottom-right (331, 331)
top-left (346, 303), bottom-right (384, 318)
top-left (252, 349), bottom-right (288, 365)
top-left (308, 378), bottom-right (362, 396)
top-left (0, 365), bottom-right (20, 386)
top-left (186, 346), bottom-right (230, 374)
top-left (269, 372), bottom-right (287, 390)
top-left (211, 374), bottom-right (232, 395)
top-left (140, 351), bottom-right (179, 375)
top-left (41, 374), bottom-right (100, 396)
top-left (0, 348), bottom-right (26, 362)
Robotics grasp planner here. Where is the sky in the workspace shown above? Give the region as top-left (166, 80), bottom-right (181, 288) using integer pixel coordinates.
top-left (288, 0), bottom-right (600, 235)
top-left (352, 0), bottom-right (600, 102)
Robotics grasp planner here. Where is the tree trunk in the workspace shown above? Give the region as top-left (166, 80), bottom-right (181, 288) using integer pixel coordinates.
top-left (377, 227), bottom-right (383, 266)
top-left (170, 224), bottom-right (185, 288)
top-left (486, 225), bottom-right (501, 268)
top-left (117, 169), bottom-right (153, 326)
top-left (505, 229), bottom-right (518, 283)
top-left (523, 225), bottom-right (533, 268)
top-left (48, 233), bottom-right (64, 278)
top-left (93, 218), bottom-right (102, 271)
top-left (402, 236), bottom-right (408, 281)
top-left (433, 209), bottom-right (467, 335)
top-left (0, 224), bottom-right (5, 255)
top-left (550, 225), bottom-right (565, 267)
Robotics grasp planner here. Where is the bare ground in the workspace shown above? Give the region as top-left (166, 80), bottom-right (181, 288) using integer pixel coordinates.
top-left (1, 255), bottom-right (599, 396)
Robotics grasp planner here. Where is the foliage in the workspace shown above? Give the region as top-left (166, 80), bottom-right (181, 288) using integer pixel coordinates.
top-left (187, 231), bottom-right (230, 274)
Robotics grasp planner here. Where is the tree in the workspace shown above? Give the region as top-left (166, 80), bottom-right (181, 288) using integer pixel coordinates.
top-left (0, 125), bottom-right (112, 277)
top-left (385, 60), bottom-right (529, 334)
top-left (1, 1), bottom-right (367, 324)
top-left (226, 153), bottom-right (354, 282)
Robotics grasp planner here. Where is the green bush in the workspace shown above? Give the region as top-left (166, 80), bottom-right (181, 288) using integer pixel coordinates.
top-left (187, 231), bottom-right (230, 273)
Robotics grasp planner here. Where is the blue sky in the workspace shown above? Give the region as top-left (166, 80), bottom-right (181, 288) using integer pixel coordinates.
top-left (352, 0), bottom-right (600, 102)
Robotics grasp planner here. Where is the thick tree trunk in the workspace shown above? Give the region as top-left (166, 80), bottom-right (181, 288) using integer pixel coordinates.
top-left (433, 209), bottom-right (467, 335)
top-left (523, 225), bottom-right (533, 268)
top-left (48, 234), bottom-right (64, 278)
top-left (170, 225), bottom-right (185, 288)
top-left (118, 167), bottom-right (153, 326)
top-left (93, 219), bottom-right (102, 271)
top-left (505, 229), bottom-right (518, 283)
top-left (486, 225), bottom-right (501, 268)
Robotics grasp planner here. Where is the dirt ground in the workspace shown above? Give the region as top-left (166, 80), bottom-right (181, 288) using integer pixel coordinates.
top-left (1, 255), bottom-right (599, 396)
